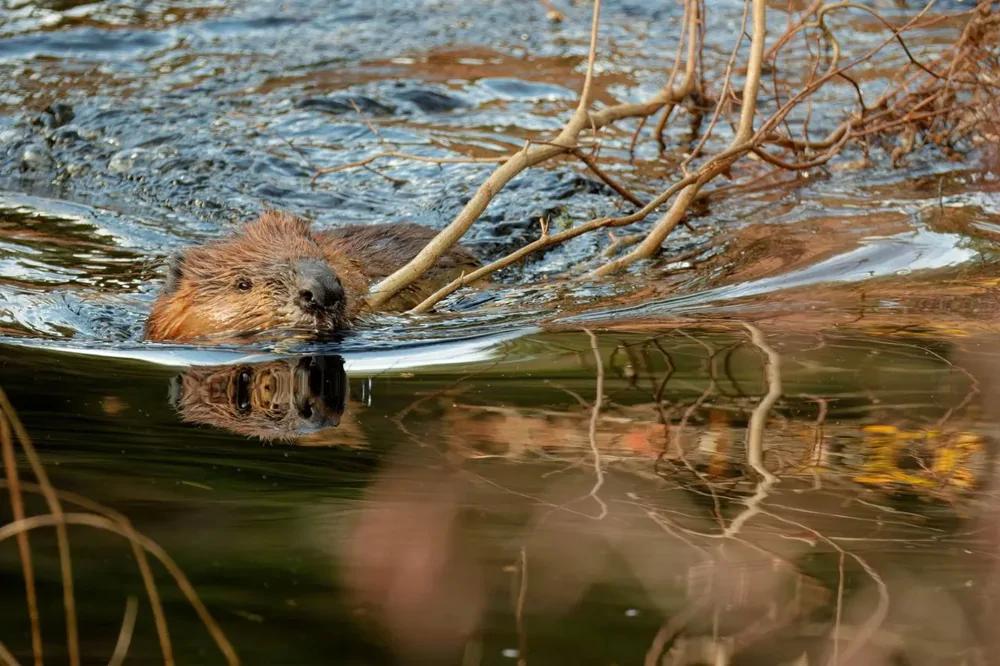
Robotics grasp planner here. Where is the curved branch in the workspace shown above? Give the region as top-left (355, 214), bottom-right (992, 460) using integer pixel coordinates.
top-left (1, 415), bottom-right (41, 666)
top-left (0, 510), bottom-right (239, 666)
top-left (655, 0), bottom-right (702, 152)
top-left (408, 171), bottom-right (704, 313)
top-left (365, 0), bottom-right (605, 309)
top-left (367, 0), bottom-right (706, 309)
top-left (593, 0), bottom-right (767, 276)
top-left (0, 389), bottom-right (79, 666)
top-left (721, 322), bottom-right (781, 538)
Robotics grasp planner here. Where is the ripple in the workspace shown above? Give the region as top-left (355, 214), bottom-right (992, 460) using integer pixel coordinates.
top-left (0, 27), bottom-right (174, 60)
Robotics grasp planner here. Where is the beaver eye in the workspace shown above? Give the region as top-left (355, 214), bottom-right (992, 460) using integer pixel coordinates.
top-left (235, 278), bottom-right (253, 292)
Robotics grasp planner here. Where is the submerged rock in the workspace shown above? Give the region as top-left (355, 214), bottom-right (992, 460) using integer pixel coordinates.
top-left (392, 88), bottom-right (467, 113)
top-left (296, 95), bottom-right (395, 116)
top-left (31, 102), bottom-right (75, 130)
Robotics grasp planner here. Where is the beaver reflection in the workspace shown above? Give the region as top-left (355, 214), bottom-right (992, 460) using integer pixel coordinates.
top-left (169, 356), bottom-right (347, 440)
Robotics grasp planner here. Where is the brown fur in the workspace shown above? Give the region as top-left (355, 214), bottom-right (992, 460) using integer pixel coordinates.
top-left (145, 211), bottom-right (479, 341)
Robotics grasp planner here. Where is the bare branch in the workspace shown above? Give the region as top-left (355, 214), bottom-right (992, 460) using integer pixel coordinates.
top-left (365, 0), bottom-right (605, 309)
top-left (593, 0), bottom-right (767, 276)
top-left (409, 170), bottom-right (704, 313)
top-left (372, 0), bottom-right (997, 311)
top-left (655, 0), bottom-right (702, 153)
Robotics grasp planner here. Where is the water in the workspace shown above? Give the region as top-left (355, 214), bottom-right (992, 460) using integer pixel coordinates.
top-left (2, 0), bottom-right (1000, 664)
top-left (2, 327), bottom-right (999, 664)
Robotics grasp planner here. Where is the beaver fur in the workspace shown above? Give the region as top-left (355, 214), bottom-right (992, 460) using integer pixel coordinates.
top-left (145, 211), bottom-right (478, 341)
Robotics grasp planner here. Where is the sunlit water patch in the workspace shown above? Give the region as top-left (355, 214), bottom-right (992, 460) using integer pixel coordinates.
top-left (567, 225), bottom-right (983, 321)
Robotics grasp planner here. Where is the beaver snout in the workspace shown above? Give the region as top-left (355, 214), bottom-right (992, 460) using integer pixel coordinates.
top-left (294, 259), bottom-right (345, 312)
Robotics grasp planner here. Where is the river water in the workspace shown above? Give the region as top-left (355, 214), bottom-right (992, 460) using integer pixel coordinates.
top-left (1, 1), bottom-right (1000, 664)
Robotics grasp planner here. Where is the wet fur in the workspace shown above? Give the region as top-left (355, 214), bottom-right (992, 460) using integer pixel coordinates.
top-left (145, 211), bottom-right (478, 341)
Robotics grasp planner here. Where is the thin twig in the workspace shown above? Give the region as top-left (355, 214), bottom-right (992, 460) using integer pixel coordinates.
top-left (571, 149), bottom-right (644, 206)
top-left (655, 0), bottom-right (702, 153)
top-left (369, 0), bottom-right (686, 309)
top-left (515, 547), bottom-right (529, 666)
top-left (1, 414), bottom-right (41, 666)
top-left (108, 596), bottom-right (139, 666)
top-left (0, 388), bottom-right (79, 666)
top-left (593, 0), bottom-right (767, 275)
top-left (311, 150), bottom-right (509, 184)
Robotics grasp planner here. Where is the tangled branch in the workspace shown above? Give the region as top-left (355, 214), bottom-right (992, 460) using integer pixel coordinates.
top-left (323, 0), bottom-right (999, 313)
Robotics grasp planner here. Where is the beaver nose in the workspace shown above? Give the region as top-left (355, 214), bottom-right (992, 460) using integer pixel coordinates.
top-left (294, 259), bottom-right (344, 311)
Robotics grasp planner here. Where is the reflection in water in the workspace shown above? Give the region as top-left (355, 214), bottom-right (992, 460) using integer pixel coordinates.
top-left (150, 325), bottom-right (997, 664)
top-left (169, 356), bottom-right (347, 440)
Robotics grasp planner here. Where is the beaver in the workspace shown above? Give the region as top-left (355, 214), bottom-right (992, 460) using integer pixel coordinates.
top-left (145, 211), bottom-right (479, 341)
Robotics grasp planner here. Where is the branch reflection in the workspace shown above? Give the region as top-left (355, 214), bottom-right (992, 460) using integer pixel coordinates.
top-left (163, 324), bottom-right (994, 663)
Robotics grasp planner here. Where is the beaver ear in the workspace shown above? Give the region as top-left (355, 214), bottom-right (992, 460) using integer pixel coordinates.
top-left (163, 253), bottom-right (185, 293)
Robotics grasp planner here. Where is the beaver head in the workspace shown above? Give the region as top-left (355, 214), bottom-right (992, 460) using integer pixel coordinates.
top-left (145, 211), bottom-right (366, 341)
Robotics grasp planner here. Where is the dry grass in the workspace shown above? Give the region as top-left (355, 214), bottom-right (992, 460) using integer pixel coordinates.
top-left (0, 388), bottom-right (239, 666)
